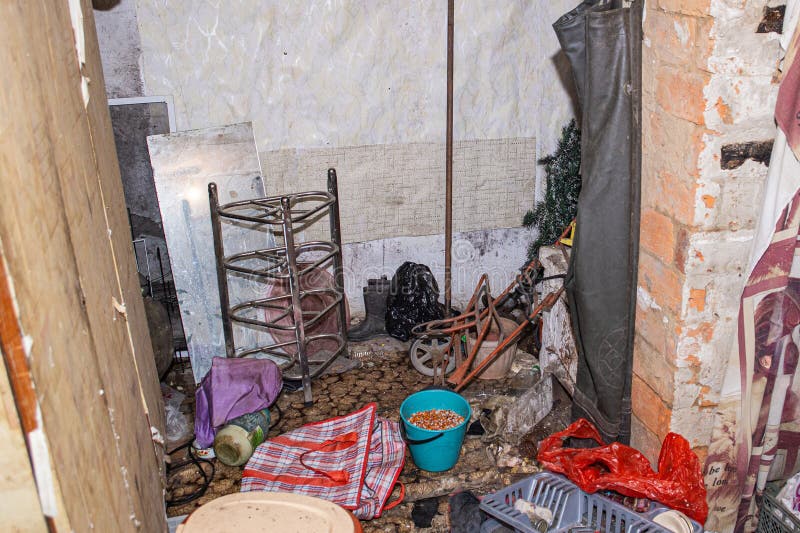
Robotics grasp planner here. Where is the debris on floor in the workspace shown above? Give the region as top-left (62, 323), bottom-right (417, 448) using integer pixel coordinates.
top-left (213, 408), bottom-right (271, 466)
top-left (193, 357), bottom-right (282, 450)
top-left (448, 491), bottom-right (484, 533)
top-left (536, 418), bottom-right (709, 524)
top-left (479, 471), bottom-right (702, 533)
top-left (163, 384), bottom-right (190, 446)
top-left (175, 492), bottom-right (359, 532)
top-left (161, 248), bottom-right (580, 532)
top-left (164, 340), bottom-right (558, 531)
top-left (411, 498), bottom-right (440, 529)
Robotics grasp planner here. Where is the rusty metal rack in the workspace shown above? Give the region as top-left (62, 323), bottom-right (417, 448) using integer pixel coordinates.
top-left (208, 168), bottom-right (348, 405)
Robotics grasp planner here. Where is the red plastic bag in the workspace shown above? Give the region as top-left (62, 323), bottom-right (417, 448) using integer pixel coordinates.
top-left (537, 418), bottom-right (708, 524)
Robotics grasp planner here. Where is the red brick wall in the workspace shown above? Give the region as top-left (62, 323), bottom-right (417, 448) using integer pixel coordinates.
top-left (635, 0), bottom-right (781, 464)
top-left (634, 0), bottom-right (714, 462)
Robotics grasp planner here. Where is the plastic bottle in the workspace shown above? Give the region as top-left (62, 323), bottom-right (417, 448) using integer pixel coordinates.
top-left (213, 408), bottom-right (271, 466)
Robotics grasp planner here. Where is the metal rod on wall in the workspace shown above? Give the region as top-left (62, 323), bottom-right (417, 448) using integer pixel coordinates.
top-left (444, 0), bottom-right (454, 316)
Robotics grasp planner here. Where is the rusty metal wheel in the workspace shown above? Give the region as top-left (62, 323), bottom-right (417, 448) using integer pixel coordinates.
top-left (409, 337), bottom-right (456, 377)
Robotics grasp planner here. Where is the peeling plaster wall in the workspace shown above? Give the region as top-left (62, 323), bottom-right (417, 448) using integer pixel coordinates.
top-left (343, 226), bottom-right (535, 315)
top-left (132, 0), bottom-right (576, 174)
top-left (95, 0), bottom-right (578, 318)
top-left (673, 0), bottom-right (782, 448)
top-left (635, 0), bottom-right (783, 463)
top-left (97, 0), bottom-right (580, 207)
top-left (94, 0), bottom-right (143, 98)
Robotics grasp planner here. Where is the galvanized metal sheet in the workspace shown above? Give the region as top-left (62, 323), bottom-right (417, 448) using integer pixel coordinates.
top-left (148, 122), bottom-right (275, 381)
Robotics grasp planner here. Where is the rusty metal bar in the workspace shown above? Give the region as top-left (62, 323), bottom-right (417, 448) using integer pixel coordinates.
top-left (447, 282), bottom-right (504, 385)
top-left (444, 0), bottom-right (454, 316)
top-left (327, 168), bottom-right (349, 350)
top-left (436, 276), bottom-right (492, 384)
top-left (281, 195), bottom-right (314, 406)
top-left (208, 182), bottom-right (236, 358)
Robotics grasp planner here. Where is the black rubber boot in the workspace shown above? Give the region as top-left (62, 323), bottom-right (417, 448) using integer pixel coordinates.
top-left (348, 276), bottom-right (390, 341)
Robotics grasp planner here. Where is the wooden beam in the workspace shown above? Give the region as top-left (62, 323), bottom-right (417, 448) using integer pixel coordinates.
top-left (0, 1), bottom-right (166, 530)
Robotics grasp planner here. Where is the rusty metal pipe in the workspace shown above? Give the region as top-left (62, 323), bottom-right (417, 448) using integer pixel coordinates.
top-left (281, 196), bottom-right (313, 406)
top-left (208, 182), bottom-right (236, 358)
top-left (447, 286), bottom-right (504, 384)
top-left (444, 0), bottom-right (454, 316)
top-left (327, 168), bottom-right (348, 350)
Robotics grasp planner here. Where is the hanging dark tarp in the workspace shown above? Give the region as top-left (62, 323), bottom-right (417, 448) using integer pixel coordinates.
top-left (553, 0), bottom-right (642, 444)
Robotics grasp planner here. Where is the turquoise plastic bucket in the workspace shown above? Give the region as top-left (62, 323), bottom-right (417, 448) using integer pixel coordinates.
top-left (399, 389), bottom-right (471, 472)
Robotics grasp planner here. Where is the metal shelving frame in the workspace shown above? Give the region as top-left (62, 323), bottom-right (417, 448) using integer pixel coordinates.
top-left (208, 168), bottom-right (348, 405)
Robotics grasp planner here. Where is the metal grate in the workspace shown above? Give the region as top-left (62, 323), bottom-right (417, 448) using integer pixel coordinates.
top-left (757, 493), bottom-right (800, 533)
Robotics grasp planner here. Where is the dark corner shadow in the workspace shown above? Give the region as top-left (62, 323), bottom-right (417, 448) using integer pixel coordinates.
top-left (92, 0), bottom-right (122, 11)
top-left (550, 49), bottom-right (580, 119)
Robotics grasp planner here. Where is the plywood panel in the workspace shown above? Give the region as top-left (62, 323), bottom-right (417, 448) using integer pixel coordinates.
top-left (0, 1), bottom-right (165, 531)
top-left (82, 0), bottom-right (167, 484)
top-left (0, 371), bottom-right (46, 532)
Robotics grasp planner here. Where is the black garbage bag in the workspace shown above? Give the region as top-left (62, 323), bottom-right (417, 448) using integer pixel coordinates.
top-left (449, 491), bottom-right (486, 533)
top-left (385, 262), bottom-right (444, 341)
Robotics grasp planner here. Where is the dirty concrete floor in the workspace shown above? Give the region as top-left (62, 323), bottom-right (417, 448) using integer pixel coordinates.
top-left (164, 337), bottom-right (570, 531)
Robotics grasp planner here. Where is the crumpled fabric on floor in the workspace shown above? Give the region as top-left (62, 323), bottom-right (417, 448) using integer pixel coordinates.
top-left (449, 491), bottom-right (485, 533)
top-left (194, 357), bottom-right (283, 448)
top-left (411, 497), bottom-right (439, 528)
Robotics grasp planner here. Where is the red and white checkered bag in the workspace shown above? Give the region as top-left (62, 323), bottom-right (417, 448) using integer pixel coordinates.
top-left (241, 403), bottom-right (405, 520)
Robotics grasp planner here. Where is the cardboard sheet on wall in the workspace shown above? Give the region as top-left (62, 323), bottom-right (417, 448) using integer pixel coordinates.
top-left (261, 137), bottom-right (537, 243)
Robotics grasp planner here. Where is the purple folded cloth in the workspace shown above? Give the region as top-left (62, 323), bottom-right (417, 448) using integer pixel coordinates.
top-left (194, 357), bottom-right (282, 448)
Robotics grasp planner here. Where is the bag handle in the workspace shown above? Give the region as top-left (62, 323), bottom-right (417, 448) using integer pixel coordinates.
top-left (298, 433), bottom-right (358, 484)
top-left (382, 482), bottom-right (405, 512)
top-left (399, 423), bottom-right (444, 445)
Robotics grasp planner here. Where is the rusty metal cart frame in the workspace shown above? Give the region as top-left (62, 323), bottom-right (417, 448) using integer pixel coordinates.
top-left (411, 258), bottom-right (564, 391)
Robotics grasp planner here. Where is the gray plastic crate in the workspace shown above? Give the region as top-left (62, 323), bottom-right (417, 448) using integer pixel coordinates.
top-left (480, 472), bottom-right (703, 533)
top-left (757, 493), bottom-right (800, 533)
top-left (481, 518), bottom-right (514, 533)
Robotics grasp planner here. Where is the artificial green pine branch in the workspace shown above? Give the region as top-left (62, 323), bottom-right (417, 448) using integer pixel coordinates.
top-left (524, 120), bottom-right (581, 259)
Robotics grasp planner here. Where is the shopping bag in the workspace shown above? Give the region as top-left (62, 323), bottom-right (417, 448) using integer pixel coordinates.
top-left (241, 403), bottom-right (405, 520)
top-left (537, 418), bottom-right (708, 523)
